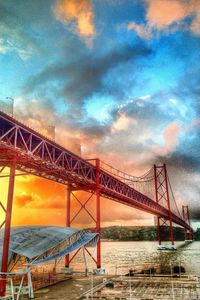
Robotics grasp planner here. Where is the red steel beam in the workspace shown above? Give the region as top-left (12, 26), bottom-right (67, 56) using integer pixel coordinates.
top-left (96, 158), bottom-right (101, 268)
top-left (64, 187), bottom-right (99, 268)
top-left (154, 165), bottom-right (161, 245)
top-left (182, 205), bottom-right (193, 240)
top-left (65, 186), bottom-right (71, 268)
top-left (0, 158), bottom-right (16, 296)
top-left (164, 164), bottom-right (174, 245)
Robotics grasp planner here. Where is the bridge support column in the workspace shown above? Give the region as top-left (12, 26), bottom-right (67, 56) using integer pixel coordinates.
top-left (96, 159), bottom-right (101, 268)
top-left (65, 185), bottom-right (71, 268)
top-left (157, 217), bottom-right (161, 245)
top-left (154, 164), bottom-right (174, 245)
top-left (182, 206), bottom-right (193, 240)
top-left (0, 158), bottom-right (16, 296)
top-left (64, 158), bottom-right (102, 270)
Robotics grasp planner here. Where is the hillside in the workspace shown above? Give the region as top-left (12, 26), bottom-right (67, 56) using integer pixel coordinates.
top-left (88, 226), bottom-right (200, 241)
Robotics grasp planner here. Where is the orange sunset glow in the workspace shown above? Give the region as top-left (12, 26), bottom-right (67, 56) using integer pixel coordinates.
top-left (0, 166), bottom-right (151, 229)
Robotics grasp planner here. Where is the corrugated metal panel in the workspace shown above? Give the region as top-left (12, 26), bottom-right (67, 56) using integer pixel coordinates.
top-left (0, 226), bottom-right (98, 267)
top-left (29, 232), bottom-right (99, 265)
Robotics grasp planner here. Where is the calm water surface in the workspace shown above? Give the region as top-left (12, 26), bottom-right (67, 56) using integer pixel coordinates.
top-left (69, 241), bottom-right (200, 275)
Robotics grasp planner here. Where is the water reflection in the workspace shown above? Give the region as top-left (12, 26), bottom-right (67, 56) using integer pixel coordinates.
top-left (40, 241), bottom-right (200, 276)
top-left (70, 241), bottom-right (200, 276)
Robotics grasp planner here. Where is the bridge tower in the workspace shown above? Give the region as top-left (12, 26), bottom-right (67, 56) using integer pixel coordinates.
top-left (182, 205), bottom-right (193, 240)
top-left (154, 164), bottom-right (174, 245)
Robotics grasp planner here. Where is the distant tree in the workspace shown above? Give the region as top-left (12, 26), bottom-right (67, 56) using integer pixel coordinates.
top-left (94, 225), bottom-right (199, 241)
top-left (194, 228), bottom-right (200, 240)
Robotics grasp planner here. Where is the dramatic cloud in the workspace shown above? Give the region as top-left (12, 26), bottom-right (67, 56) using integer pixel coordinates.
top-left (23, 43), bottom-right (152, 112)
top-left (146, 0), bottom-right (187, 29)
top-left (190, 208), bottom-right (200, 222)
top-left (15, 192), bottom-right (67, 210)
top-left (14, 97), bottom-right (84, 154)
top-left (128, 0), bottom-right (200, 39)
top-left (53, 0), bottom-right (95, 45)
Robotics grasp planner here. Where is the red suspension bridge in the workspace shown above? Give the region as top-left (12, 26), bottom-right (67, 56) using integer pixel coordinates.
top-left (0, 111), bottom-right (193, 293)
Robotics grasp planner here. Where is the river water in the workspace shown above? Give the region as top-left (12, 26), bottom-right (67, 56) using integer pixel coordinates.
top-left (68, 241), bottom-right (200, 275)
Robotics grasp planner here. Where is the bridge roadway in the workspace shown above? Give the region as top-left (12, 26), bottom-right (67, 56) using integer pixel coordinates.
top-left (0, 111), bottom-right (192, 231)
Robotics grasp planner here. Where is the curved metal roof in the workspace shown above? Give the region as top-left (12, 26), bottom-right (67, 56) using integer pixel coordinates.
top-left (0, 226), bottom-right (98, 268)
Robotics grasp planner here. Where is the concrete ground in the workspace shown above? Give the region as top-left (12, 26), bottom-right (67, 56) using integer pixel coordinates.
top-left (19, 274), bottom-right (200, 300)
top-left (30, 275), bottom-right (104, 300)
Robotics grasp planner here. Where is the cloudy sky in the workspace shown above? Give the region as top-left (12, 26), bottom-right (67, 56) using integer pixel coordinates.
top-left (0, 0), bottom-right (200, 229)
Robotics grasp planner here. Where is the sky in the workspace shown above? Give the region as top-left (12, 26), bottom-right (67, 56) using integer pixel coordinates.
top-left (0, 0), bottom-right (200, 230)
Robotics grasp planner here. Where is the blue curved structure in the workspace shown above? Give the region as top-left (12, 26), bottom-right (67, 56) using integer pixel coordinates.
top-left (0, 226), bottom-right (99, 269)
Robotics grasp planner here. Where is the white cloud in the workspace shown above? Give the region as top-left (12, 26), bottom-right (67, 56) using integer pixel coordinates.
top-left (111, 112), bottom-right (136, 133)
top-left (169, 98), bottom-right (177, 105)
top-left (139, 95), bottom-right (151, 101)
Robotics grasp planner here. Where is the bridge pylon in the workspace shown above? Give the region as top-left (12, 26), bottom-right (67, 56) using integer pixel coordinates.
top-left (154, 164), bottom-right (174, 245)
top-left (65, 158), bottom-right (101, 270)
top-left (182, 205), bottom-right (193, 240)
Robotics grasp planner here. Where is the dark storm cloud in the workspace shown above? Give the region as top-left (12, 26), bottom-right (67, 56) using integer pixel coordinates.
top-left (153, 153), bottom-right (200, 173)
top-left (168, 122), bottom-right (200, 173)
top-left (168, 65), bottom-right (200, 174)
top-left (112, 78), bottom-right (200, 174)
top-left (81, 123), bottom-right (110, 138)
top-left (65, 114), bottom-right (111, 139)
top-left (148, 135), bottom-right (200, 178)
top-left (111, 91), bottom-right (181, 126)
top-left (190, 209), bottom-right (200, 222)
top-left (119, 100), bottom-right (163, 125)
top-left (136, 61), bottom-right (199, 175)
top-left (23, 43), bottom-right (152, 106)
